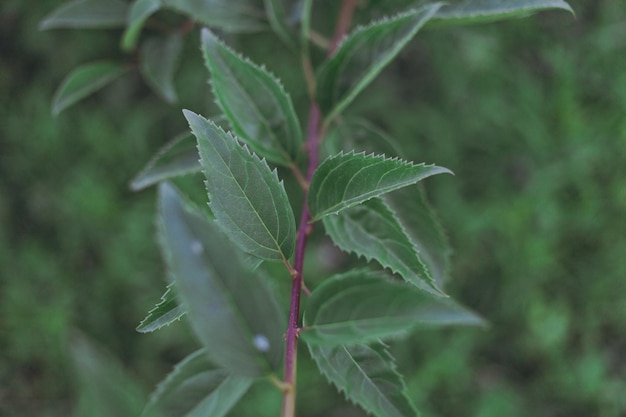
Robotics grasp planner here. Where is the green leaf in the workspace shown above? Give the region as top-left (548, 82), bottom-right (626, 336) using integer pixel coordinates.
top-left (136, 283), bottom-right (185, 333)
top-left (200, 29), bottom-right (302, 166)
top-left (302, 269), bottom-right (485, 345)
top-left (163, 0), bottom-right (265, 32)
top-left (384, 186), bottom-right (452, 289)
top-left (184, 110), bottom-right (296, 262)
top-left (39, 0), bottom-right (128, 30)
top-left (308, 151), bottom-right (452, 221)
top-left (142, 349), bottom-right (252, 417)
top-left (264, 0), bottom-right (293, 47)
top-left (316, 4), bottom-right (442, 120)
top-left (430, 0), bottom-right (574, 26)
top-left (122, 0), bottom-right (162, 51)
top-left (52, 61), bottom-right (129, 116)
top-left (324, 118), bottom-right (402, 158)
top-left (323, 198), bottom-right (443, 296)
top-left (158, 182), bottom-right (286, 376)
top-left (130, 132), bottom-right (199, 191)
top-left (309, 342), bottom-right (417, 417)
top-left (140, 33), bottom-right (183, 103)
top-left (70, 333), bottom-right (146, 417)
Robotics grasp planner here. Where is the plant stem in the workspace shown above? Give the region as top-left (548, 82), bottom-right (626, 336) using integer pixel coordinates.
top-left (281, 103), bottom-right (320, 417)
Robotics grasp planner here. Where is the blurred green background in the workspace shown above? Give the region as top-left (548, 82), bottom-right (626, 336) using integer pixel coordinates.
top-left (1, 1), bottom-right (625, 416)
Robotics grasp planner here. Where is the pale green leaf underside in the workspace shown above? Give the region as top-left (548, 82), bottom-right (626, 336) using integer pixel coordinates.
top-left (384, 186), bottom-right (451, 289)
top-left (308, 151), bottom-right (452, 221)
top-left (201, 29), bottom-right (302, 166)
top-left (302, 270), bottom-right (485, 345)
top-left (158, 183), bottom-right (286, 376)
top-left (184, 110), bottom-right (296, 261)
top-left (140, 33), bottom-right (183, 103)
top-left (185, 110), bottom-right (296, 262)
top-left (122, 0), bottom-right (161, 51)
top-left (309, 342), bottom-right (417, 417)
top-left (316, 3), bottom-right (443, 120)
top-left (163, 0), bottom-right (265, 32)
top-left (136, 283), bottom-right (185, 333)
top-left (430, 0), bottom-right (574, 26)
top-left (52, 61), bottom-right (128, 115)
top-left (130, 132), bottom-right (199, 191)
top-left (323, 198), bottom-right (443, 296)
top-left (39, 0), bottom-right (128, 30)
top-left (142, 349), bottom-right (252, 417)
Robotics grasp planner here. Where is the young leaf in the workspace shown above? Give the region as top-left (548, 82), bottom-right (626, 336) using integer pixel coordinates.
top-left (323, 198), bottom-right (443, 296)
top-left (308, 151), bottom-right (451, 221)
top-left (430, 0), bottom-right (574, 26)
top-left (142, 349), bottom-right (252, 417)
top-left (140, 33), bottom-right (183, 103)
top-left (384, 186), bottom-right (452, 289)
top-left (309, 342), bottom-right (417, 417)
top-left (122, 0), bottom-right (162, 51)
top-left (158, 182), bottom-right (286, 376)
top-left (39, 0), bottom-right (128, 30)
top-left (184, 110), bottom-right (296, 262)
top-left (52, 61), bottom-right (129, 116)
top-left (200, 29), bottom-right (302, 166)
top-left (136, 283), bottom-right (185, 333)
top-left (316, 3), bottom-right (442, 120)
top-left (130, 132), bottom-right (199, 191)
top-left (302, 269), bottom-right (485, 345)
top-left (163, 0), bottom-right (265, 32)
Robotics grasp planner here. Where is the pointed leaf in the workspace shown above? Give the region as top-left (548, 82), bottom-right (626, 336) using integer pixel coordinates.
top-left (308, 151), bottom-right (452, 221)
top-left (201, 29), bottom-right (302, 166)
top-left (122, 0), bottom-right (162, 51)
top-left (163, 0), bottom-right (265, 32)
top-left (137, 283), bottom-right (185, 333)
top-left (384, 186), bottom-right (451, 289)
top-left (70, 333), bottom-right (145, 417)
top-left (140, 33), bottom-right (183, 103)
top-left (158, 183), bottom-right (286, 376)
top-left (264, 0), bottom-right (294, 46)
top-left (130, 132), bottom-right (199, 191)
top-left (430, 0), bottom-right (574, 26)
top-left (184, 110), bottom-right (296, 262)
top-left (323, 198), bottom-right (443, 296)
top-left (142, 349), bottom-right (252, 417)
top-left (309, 342), bottom-right (417, 417)
top-left (39, 0), bottom-right (128, 30)
top-left (316, 4), bottom-right (442, 120)
top-left (52, 61), bottom-right (129, 115)
top-left (302, 269), bottom-right (485, 345)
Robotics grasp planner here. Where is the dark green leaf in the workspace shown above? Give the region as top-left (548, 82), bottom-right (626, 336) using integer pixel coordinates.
top-left (122, 0), bottom-right (162, 51)
top-left (324, 118), bottom-right (402, 159)
top-left (316, 4), bottom-right (442, 120)
top-left (163, 0), bottom-right (265, 32)
top-left (308, 151), bottom-right (452, 221)
top-left (142, 349), bottom-right (252, 417)
top-left (136, 283), bottom-right (185, 333)
top-left (323, 198), bottom-right (444, 296)
top-left (309, 342), bottom-right (417, 417)
top-left (185, 110), bottom-right (296, 262)
top-left (39, 0), bottom-right (128, 30)
top-left (430, 0), bottom-right (574, 26)
top-left (70, 333), bottom-right (145, 417)
top-left (140, 33), bottom-right (183, 103)
top-left (158, 183), bottom-right (286, 376)
top-left (201, 29), bottom-right (302, 166)
top-left (52, 61), bottom-right (128, 115)
top-left (130, 132), bottom-right (199, 191)
top-left (384, 186), bottom-right (452, 289)
top-left (302, 270), bottom-right (485, 345)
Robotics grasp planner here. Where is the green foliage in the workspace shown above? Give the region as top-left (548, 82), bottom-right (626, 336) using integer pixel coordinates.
top-left (39, 0), bottom-right (128, 30)
top-left (16, 0), bottom-right (599, 416)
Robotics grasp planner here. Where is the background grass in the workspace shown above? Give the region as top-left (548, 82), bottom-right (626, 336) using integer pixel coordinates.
top-left (1, 1), bottom-right (625, 416)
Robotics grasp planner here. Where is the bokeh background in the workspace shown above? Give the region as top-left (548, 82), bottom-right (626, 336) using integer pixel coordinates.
top-left (1, 1), bottom-right (625, 416)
